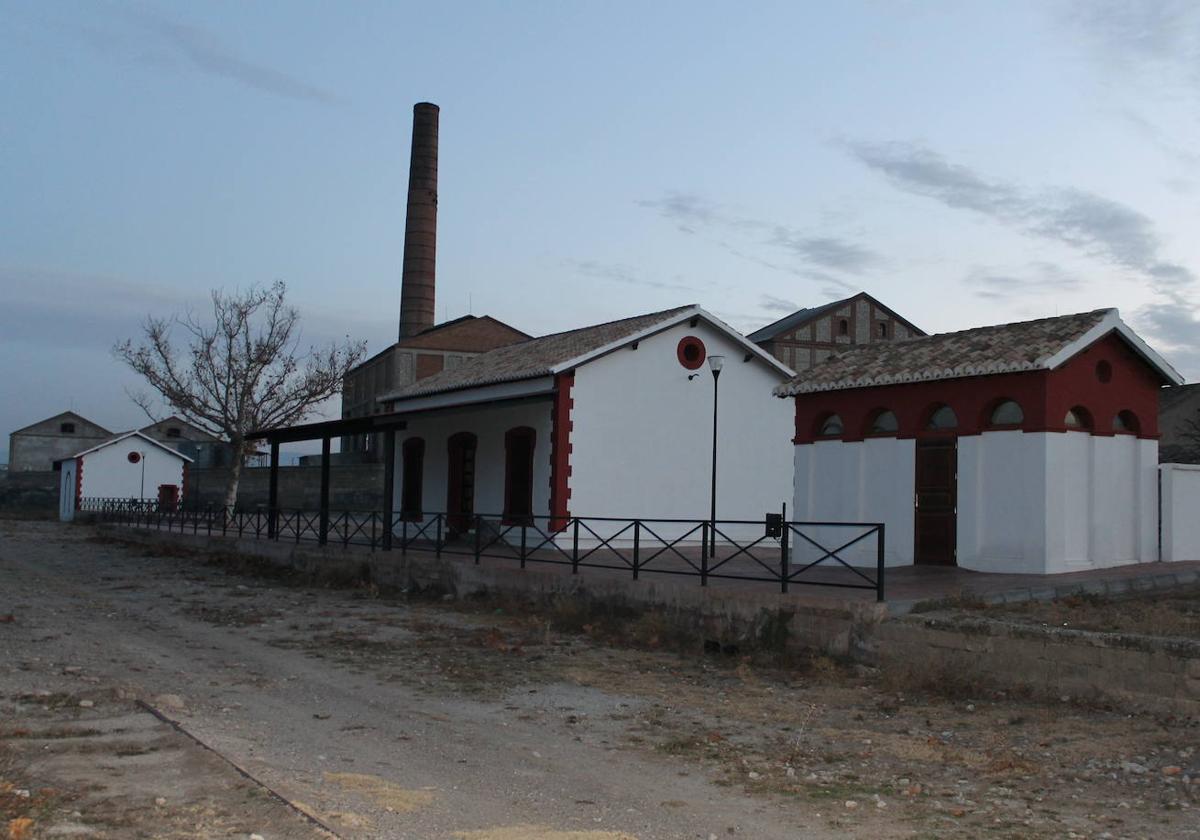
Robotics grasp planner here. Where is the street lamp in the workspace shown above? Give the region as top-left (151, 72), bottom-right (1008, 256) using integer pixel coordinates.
top-left (707, 355), bottom-right (724, 558)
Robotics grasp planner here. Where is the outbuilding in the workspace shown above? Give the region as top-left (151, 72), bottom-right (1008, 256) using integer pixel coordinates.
top-left (775, 309), bottom-right (1183, 574)
top-left (58, 431), bottom-right (193, 521)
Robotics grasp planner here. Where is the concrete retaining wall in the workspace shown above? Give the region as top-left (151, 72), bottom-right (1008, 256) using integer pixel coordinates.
top-left (872, 612), bottom-right (1200, 715)
top-left (97, 524), bottom-right (885, 658)
top-left (0, 471), bottom-right (59, 513)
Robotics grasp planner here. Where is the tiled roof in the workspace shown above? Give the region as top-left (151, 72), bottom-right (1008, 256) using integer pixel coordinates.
top-left (382, 305), bottom-right (696, 402)
top-left (775, 309), bottom-right (1113, 396)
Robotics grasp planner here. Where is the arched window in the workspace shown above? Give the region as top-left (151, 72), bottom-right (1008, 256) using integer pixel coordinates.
top-left (988, 399), bottom-right (1024, 427)
top-left (838, 319), bottom-right (849, 336)
top-left (1113, 410), bottom-right (1140, 434)
top-left (504, 427), bottom-right (537, 523)
top-left (877, 322), bottom-right (888, 338)
top-left (400, 438), bottom-right (425, 520)
top-left (926, 404), bottom-right (958, 431)
top-left (816, 414), bottom-right (844, 437)
top-left (867, 409), bottom-right (899, 435)
top-left (1064, 406), bottom-right (1092, 430)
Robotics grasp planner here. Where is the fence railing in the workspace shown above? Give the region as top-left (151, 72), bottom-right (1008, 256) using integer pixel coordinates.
top-left (79, 498), bottom-right (886, 601)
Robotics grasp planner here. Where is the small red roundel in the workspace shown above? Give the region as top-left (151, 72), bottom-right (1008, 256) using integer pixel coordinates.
top-left (127, 452), bottom-right (141, 464)
top-left (677, 336), bottom-right (706, 370)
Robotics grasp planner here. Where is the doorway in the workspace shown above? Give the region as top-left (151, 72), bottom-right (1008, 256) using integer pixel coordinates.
top-left (914, 438), bottom-right (957, 565)
top-left (446, 432), bottom-right (477, 534)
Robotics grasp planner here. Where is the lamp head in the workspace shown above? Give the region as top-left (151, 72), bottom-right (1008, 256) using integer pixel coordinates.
top-left (708, 355), bottom-right (725, 373)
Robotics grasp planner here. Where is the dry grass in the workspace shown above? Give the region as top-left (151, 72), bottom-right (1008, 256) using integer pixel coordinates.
top-left (972, 586), bottom-right (1200, 639)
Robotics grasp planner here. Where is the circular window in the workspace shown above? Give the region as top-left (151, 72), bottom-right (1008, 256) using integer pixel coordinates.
top-left (127, 452), bottom-right (141, 464)
top-left (676, 336), bottom-right (706, 370)
top-left (1096, 360), bottom-right (1112, 383)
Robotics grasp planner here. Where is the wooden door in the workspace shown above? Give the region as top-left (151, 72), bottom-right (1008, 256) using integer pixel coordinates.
top-left (914, 438), bottom-right (957, 565)
top-left (446, 432), bottom-right (477, 533)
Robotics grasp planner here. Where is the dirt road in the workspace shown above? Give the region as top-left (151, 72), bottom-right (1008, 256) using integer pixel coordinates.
top-left (1, 520), bottom-right (1196, 839)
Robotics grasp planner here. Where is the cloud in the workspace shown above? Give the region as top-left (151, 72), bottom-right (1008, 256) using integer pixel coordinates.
top-left (1064, 1), bottom-right (1199, 73)
top-left (963, 262), bottom-right (1081, 301)
top-left (566, 259), bottom-right (703, 293)
top-left (53, 8), bottom-right (342, 105)
top-left (847, 140), bottom-right (1195, 291)
top-left (638, 191), bottom-right (881, 278)
top-left (760, 294), bottom-right (801, 314)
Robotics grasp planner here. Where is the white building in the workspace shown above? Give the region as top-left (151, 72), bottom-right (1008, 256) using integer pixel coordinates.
top-left (377, 305), bottom-right (796, 543)
top-left (775, 309), bottom-right (1183, 574)
top-left (58, 431), bottom-right (193, 521)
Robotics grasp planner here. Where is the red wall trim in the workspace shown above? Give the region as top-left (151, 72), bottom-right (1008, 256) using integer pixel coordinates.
top-left (549, 372), bottom-right (575, 531)
top-left (75, 456), bottom-right (84, 510)
top-left (180, 463), bottom-right (188, 504)
top-left (676, 336), bottom-right (706, 370)
top-left (793, 334), bottom-right (1161, 445)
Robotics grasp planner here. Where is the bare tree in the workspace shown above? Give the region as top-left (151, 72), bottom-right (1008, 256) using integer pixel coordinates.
top-left (115, 281), bottom-right (366, 511)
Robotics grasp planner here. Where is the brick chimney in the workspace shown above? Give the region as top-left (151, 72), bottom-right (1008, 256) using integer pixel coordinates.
top-left (399, 102), bottom-right (439, 339)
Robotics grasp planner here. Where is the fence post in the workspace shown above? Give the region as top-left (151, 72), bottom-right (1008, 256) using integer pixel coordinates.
top-left (571, 518), bottom-right (580, 575)
top-left (876, 523), bottom-right (886, 603)
top-left (435, 514), bottom-right (442, 558)
top-left (520, 524), bottom-right (527, 570)
top-left (206, 504), bottom-right (212, 536)
top-left (401, 519), bottom-right (408, 555)
top-left (700, 521), bottom-right (709, 587)
top-left (474, 515), bottom-right (482, 565)
top-left (632, 520), bottom-right (640, 581)
top-left (780, 509), bottom-right (790, 595)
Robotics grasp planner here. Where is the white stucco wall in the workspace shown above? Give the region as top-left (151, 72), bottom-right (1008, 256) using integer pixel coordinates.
top-left (792, 438), bottom-right (914, 566)
top-left (1161, 463), bottom-right (1200, 563)
top-left (393, 399), bottom-right (554, 528)
top-left (567, 319), bottom-right (793, 543)
top-left (79, 443), bottom-right (186, 503)
top-left (792, 430), bottom-right (1158, 574)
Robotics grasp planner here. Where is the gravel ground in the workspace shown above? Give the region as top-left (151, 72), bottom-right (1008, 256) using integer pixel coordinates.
top-left (1, 519), bottom-right (1197, 839)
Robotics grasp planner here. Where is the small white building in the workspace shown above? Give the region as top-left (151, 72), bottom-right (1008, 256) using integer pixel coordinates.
top-left (58, 431), bottom-right (193, 521)
top-left (775, 309), bottom-right (1183, 574)
top-left (377, 305), bottom-right (796, 543)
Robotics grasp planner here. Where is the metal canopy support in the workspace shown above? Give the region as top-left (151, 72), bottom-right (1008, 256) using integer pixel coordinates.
top-left (382, 429), bottom-right (396, 551)
top-left (318, 435), bottom-right (331, 545)
top-left (267, 440), bottom-right (280, 538)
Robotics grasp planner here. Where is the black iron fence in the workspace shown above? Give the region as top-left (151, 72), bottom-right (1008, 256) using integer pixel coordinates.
top-left (79, 498), bottom-right (886, 601)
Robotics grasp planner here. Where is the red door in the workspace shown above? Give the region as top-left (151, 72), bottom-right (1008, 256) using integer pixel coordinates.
top-left (446, 432), bottom-right (477, 534)
top-left (914, 439), bottom-right (957, 565)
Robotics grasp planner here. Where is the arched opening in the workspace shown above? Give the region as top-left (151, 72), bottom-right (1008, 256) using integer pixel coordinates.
top-left (986, 399), bottom-right (1024, 428)
top-left (1064, 406), bottom-right (1093, 431)
top-left (877, 322), bottom-right (888, 338)
top-left (504, 427), bottom-right (537, 524)
top-left (926, 404), bottom-right (958, 431)
top-left (400, 437), bottom-right (425, 520)
top-left (838, 319), bottom-right (849, 336)
top-left (866, 409), bottom-right (899, 436)
top-left (1113, 410), bottom-right (1140, 434)
top-left (446, 432), bottom-right (477, 533)
top-left (815, 413), bottom-right (844, 438)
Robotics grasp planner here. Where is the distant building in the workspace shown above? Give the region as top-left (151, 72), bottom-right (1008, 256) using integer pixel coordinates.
top-left (1158, 383), bottom-right (1200, 464)
top-left (138, 415), bottom-right (234, 468)
top-left (340, 315), bottom-right (531, 458)
top-left (8, 411), bottom-right (111, 472)
top-left (747, 292), bottom-right (924, 373)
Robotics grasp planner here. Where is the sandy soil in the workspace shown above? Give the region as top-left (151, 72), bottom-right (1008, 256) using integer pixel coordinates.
top-left (0, 520), bottom-right (1196, 839)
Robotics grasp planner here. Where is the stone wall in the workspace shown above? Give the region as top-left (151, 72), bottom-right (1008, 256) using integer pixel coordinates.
top-left (0, 471), bottom-right (60, 514)
top-left (872, 612), bottom-right (1200, 715)
top-left (185, 464), bottom-right (384, 510)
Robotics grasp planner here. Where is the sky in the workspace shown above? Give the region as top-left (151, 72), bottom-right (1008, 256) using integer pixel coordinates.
top-left (3, 0), bottom-right (1200, 461)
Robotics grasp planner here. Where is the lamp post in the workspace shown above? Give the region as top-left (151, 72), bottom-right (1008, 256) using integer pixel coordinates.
top-left (707, 354), bottom-right (724, 558)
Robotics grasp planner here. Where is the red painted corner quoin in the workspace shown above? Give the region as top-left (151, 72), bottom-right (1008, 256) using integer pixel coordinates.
top-left (549, 371), bottom-right (574, 530)
top-left (792, 334), bottom-right (1164, 444)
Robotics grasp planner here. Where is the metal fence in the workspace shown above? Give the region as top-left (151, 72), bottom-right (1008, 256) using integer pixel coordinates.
top-left (79, 498), bottom-right (886, 601)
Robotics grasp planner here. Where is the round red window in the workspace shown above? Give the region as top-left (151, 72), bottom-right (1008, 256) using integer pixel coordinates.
top-left (127, 452), bottom-right (141, 464)
top-left (677, 336), bottom-right (706, 370)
